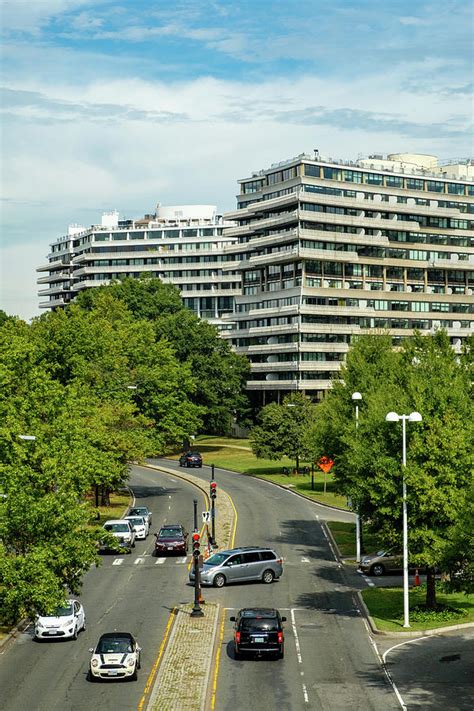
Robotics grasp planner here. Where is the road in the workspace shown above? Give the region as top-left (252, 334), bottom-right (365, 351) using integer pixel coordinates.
top-left (0, 466), bottom-right (202, 711)
top-left (150, 458), bottom-right (399, 711)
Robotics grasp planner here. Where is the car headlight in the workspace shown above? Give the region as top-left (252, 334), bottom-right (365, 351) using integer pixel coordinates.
top-left (91, 659), bottom-right (99, 668)
top-left (126, 657), bottom-right (135, 667)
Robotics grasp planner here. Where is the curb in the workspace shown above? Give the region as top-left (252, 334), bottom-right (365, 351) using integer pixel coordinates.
top-left (322, 520), bottom-right (474, 638)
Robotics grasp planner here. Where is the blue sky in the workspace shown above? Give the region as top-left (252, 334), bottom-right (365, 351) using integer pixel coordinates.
top-left (1, 0), bottom-right (472, 318)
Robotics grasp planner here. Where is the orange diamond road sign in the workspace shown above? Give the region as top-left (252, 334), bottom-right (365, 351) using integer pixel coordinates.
top-left (317, 456), bottom-right (334, 473)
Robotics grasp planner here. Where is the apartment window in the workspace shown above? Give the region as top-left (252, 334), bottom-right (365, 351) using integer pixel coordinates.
top-left (167, 230), bottom-right (180, 238)
top-left (365, 173), bottom-right (383, 185)
top-left (447, 183), bottom-right (466, 195)
top-left (243, 180), bottom-right (264, 194)
top-left (268, 171), bottom-right (283, 185)
top-left (304, 164), bottom-right (320, 177)
top-left (406, 178), bottom-right (424, 191)
top-left (386, 175), bottom-right (404, 188)
top-left (426, 181), bottom-right (445, 193)
top-left (147, 231), bottom-right (162, 239)
top-left (111, 233), bottom-right (127, 240)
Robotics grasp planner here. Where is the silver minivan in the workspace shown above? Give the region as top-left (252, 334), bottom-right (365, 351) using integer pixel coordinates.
top-left (189, 547), bottom-right (283, 587)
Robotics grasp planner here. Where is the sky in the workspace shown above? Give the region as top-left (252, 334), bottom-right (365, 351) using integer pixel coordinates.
top-left (1, 0), bottom-right (472, 320)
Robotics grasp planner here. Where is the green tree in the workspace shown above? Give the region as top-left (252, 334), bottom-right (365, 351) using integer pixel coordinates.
top-left (309, 331), bottom-right (473, 609)
top-left (250, 392), bottom-right (317, 471)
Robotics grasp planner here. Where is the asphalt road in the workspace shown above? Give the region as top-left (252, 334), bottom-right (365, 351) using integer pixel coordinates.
top-left (152, 458), bottom-right (399, 711)
top-left (0, 465), bottom-right (203, 711)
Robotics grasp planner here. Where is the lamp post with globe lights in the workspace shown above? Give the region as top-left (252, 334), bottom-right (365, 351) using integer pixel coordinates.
top-left (385, 410), bottom-right (422, 628)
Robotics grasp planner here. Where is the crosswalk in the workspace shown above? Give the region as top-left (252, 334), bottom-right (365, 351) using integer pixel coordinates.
top-left (110, 555), bottom-right (189, 567)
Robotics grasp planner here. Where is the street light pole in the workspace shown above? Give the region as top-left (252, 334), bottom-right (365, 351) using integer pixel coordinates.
top-left (351, 392), bottom-right (362, 563)
top-left (385, 410), bottom-right (422, 629)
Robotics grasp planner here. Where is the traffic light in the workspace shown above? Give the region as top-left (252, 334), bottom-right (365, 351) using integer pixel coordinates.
top-left (210, 481), bottom-right (217, 500)
top-left (192, 532), bottom-right (200, 559)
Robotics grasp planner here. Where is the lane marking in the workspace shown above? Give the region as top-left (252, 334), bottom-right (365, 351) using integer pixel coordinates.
top-left (134, 557), bottom-right (145, 565)
top-left (155, 558), bottom-right (166, 565)
top-left (137, 608), bottom-right (177, 711)
top-left (301, 557), bottom-right (310, 563)
top-left (176, 557), bottom-right (187, 564)
top-left (321, 523), bottom-right (338, 561)
top-left (112, 558), bottom-right (123, 566)
top-left (290, 609), bottom-right (309, 704)
top-left (382, 636), bottom-right (430, 665)
top-left (211, 605), bottom-right (226, 710)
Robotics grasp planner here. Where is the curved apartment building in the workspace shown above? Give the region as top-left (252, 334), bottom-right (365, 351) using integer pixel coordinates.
top-left (222, 152), bottom-right (474, 404)
top-left (37, 205), bottom-right (240, 328)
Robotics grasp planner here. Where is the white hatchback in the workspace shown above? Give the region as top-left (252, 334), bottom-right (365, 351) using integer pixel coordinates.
top-left (35, 599), bottom-right (85, 641)
top-left (101, 519), bottom-right (136, 552)
top-left (124, 515), bottom-right (148, 540)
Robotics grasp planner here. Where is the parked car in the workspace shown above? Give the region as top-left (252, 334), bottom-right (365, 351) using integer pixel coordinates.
top-left (189, 547), bottom-right (283, 587)
top-left (154, 524), bottom-right (188, 555)
top-left (124, 515), bottom-right (148, 540)
top-left (230, 608), bottom-right (286, 659)
top-left (88, 632), bottom-right (141, 681)
top-left (359, 549), bottom-right (406, 576)
top-left (101, 520), bottom-right (135, 552)
top-left (128, 506), bottom-right (152, 526)
top-left (179, 451), bottom-right (203, 468)
top-left (34, 599), bottom-right (85, 641)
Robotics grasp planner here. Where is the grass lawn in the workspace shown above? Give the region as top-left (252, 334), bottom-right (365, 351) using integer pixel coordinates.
top-left (0, 625), bottom-right (11, 643)
top-left (362, 587), bottom-right (474, 632)
top-left (170, 438), bottom-right (348, 509)
top-left (327, 521), bottom-right (382, 559)
top-left (85, 490), bottom-right (131, 526)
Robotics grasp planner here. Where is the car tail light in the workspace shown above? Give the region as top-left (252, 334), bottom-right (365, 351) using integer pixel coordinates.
top-left (276, 559), bottom-right (283, 565)
top-left (277, 632), bottom-right (283, 644)
top-left (235, 632), bottom-right (240, 644)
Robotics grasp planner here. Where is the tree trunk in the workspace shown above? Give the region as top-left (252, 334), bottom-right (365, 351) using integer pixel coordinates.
top-left (296, 453), bottom-right (300, 474)
top-left (426, 568), bottom-right (437, 609)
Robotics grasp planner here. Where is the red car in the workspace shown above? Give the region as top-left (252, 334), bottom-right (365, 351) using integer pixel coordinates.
top-left (154, 524), bottom-right (188, 555)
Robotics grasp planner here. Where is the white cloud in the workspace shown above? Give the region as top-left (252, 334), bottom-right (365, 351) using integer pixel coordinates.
top-left (1, 0), bottom-right (93, 33)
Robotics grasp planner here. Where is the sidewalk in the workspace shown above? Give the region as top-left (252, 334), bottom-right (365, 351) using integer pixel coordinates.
top-left (143, 464), bottom-right (235, 711)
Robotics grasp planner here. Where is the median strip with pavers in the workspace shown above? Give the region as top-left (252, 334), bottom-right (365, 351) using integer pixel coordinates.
top-left (144, 464), bottom-right (235, 711)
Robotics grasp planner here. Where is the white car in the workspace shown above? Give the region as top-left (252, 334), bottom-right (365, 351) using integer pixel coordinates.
top-left (101, 519), bottom-right (135, 552)
top-left (89, 632), bottom-right (141, 681)
top-left (124, 515), bottom-right (148, 540)
top-left (35, 599), bottom-right (85, 641)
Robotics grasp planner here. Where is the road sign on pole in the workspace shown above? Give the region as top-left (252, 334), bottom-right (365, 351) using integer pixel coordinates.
top-left (202, 511), bottom-right (210, 523)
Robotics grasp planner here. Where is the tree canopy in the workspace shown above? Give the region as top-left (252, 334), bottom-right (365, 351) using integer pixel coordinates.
top-left (308, 331), bottom-right (473, 605)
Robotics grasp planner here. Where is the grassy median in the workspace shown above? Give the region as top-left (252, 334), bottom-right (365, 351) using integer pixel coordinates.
top-left (171, 437), bottom-right (348, 509)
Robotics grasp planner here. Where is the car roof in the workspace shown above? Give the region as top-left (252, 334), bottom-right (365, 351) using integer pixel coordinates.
top-left (125, 515), bottom-right (144, 520)
top-left (239, 608), bottom-right (279, 617)
top-left (161, 523), bottom-right (183, 528)
top-left (130, 506), bottom-right (149, 511)
top-left (220, 547), bottom-right (274, 554)
top-left (98, 632), bottom-right (135, 641)
top-left (103, 519), bottom-right (131, 525)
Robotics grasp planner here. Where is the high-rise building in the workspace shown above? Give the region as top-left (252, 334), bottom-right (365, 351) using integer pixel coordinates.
top-left (37, 205), bottom-right (240, 328)
top-left (222, 152), bottom-right (474, 404)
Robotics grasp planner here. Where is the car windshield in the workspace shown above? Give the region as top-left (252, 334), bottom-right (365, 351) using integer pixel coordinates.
top-left (48, 604), bottom-right (73, 617)
top-left (376, 550), bottom-right (388, 557)
top-left (159, 529), bottom-right (182, 538)
top-left (104, 523), bottom-right (129, 533)
top-left (241, 618), bottom-right (278, 632)
top-left (205, 553), bottom-right (229, 567)
top-left (130, 508), bottom-right (147, 516)
top-left (96, 638), bottom-right (133, 654)
top-left (127, 517), bottom-right (144, 526)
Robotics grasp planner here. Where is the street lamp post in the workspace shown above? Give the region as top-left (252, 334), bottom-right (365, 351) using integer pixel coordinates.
top-left (385, 410), bottom-right (422, 628)
top-left (351, 392), bottom-right (362, 563)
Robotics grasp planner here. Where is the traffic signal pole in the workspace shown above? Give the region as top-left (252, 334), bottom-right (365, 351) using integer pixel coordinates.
top-left (210, 465), bottom-right (217, 548)
top-left (191, 526), bottom-right (204, 618)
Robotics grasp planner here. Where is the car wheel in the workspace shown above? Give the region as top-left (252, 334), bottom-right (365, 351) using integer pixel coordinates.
top-left (213, 573), bottom-right (226, 588)
top-left (370, 563), bottom-right (385, 576)
top-left (131, 668), bottom-right (138, 681)
top-left (262, 569), bottom-right (274, 584)
top-left (132, 540), bottom-right (136, 548)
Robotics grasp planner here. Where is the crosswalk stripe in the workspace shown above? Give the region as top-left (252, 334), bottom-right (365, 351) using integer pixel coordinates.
top-left (176, 557), bottom-right (187, 564)
top-left (134, 557), bottom-right (145, 565)
top-left (112, 558), bottom-right (124, 566)
top-left (301, 557), bottom-right (310, 563)
top-left (155, 558), bottom-right (166, 564)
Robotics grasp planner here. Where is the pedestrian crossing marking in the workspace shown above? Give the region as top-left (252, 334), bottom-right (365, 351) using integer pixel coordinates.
top-left (134, 557), bottom-right (145, 565)
top-left (112, 558), bottom-right (124, 565)
top-left (156, 558), bottom-right (166, 564)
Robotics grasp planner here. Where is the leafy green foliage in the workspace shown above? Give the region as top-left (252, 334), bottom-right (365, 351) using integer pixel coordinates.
top-left (309, 331), bottom-right (473, 605)
top-left (250, 392), bottom-right (318, 468)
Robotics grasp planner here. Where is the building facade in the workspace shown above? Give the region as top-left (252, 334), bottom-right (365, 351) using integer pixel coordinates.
top-left (222, 152), bottom-right (474, 404)
top-left (37, 205), bottom-right (240, 328)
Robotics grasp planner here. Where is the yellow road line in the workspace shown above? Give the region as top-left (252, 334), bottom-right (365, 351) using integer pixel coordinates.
top-left (228, 491), bottom-right (238, 549)
top-left (211, 606), bottom-right (227, 710)
top-left (137, 607), bottom-right (177, 711)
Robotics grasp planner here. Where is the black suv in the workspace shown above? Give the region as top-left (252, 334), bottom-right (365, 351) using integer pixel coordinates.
top-left (230, 608), bottom-right (286, 659)
top-left (179, 451), bottom-right (202, 468)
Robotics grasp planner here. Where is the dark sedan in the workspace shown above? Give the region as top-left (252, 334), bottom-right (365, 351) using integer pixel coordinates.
top-left (154, 524), bottom-right (188, 555)
top-left (230, 608), bottom-right (286, 659)
top-left (179, 451), bottom-right (203, 468)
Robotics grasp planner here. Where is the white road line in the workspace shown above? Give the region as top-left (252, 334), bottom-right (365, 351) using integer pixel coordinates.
top-left (134, 557), bottom-right (145, 565)
top-left (176, 556), bottom-right (188, 564)
top-left (155, 558), bottom-right (166, 564)
top-left (321, 526), bottom-right (338, 561)
top-left (361, 618), bottom-right (412, 711)
top-left (112, 558), bottom-right (124, 566)
top-left (290, 609), bottom-right (309, 704)
top-left (382, 636), bottom-right (430, 665)
top-left (301, 557), bottom-right (310, 563)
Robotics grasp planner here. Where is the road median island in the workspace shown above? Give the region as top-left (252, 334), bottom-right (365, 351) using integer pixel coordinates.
top-left (143, 463), bottom-right (236, 710)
